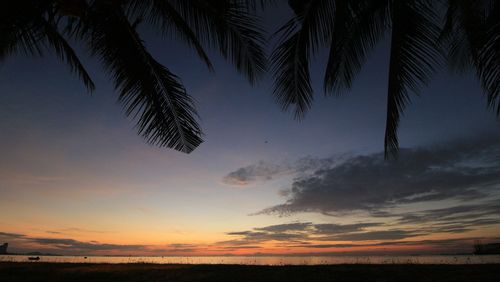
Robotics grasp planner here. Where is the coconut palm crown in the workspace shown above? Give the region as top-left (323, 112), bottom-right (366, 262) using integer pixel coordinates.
top-left (271, 0), bottom-right (499, 159)
top-left (1, 0), bottom-right (268, 153)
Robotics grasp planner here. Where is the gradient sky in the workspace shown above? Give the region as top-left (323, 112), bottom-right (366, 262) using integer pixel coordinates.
top-left (1, 3), bottom-right (499, 256)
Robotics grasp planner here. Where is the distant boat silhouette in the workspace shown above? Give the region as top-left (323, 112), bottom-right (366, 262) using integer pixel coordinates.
top-left (28, 256), bottom-right (40, 261)
top-left (0, 243), bottom-right (8, 254)
top-left (474, 242), bottom-right (500, 255)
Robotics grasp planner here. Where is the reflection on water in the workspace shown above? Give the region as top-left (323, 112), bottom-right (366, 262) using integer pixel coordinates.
top-left (1, 255), bottom-right (500, 265)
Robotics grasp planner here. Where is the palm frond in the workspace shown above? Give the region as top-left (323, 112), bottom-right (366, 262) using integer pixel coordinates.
top-left (441, 0), bottom-right (478, 72)
top-left (385, 0), bottom-right (442, 159)
top-left (1, 1), bottom-right (94, 92)
top-left (441, 0), bottom-right (499, 114)
top-left (82, 2), bottom-right (202, 153)
top-left (0, 1), bottom-right (45, 60)
top-left (40, 18), bottom-right (95, 92)
top-left (324, 0), bottom-right (390, 95)
top-left (170, 0), bottom-right (267, 84)
top-left (479, 22), bottom-right (500, 114)
top-left (479, 1), bottom-right (499, 114)
top-left (271, 19), bottom-right (312, 119)
top-left (288, 0), bottom-right (336, 51)
top-left (0, 27), bottom-right (44, 60)
top-left (271, 0), bottom-right (335, 119)
top-left (127, 0), bottom-right (213, 71)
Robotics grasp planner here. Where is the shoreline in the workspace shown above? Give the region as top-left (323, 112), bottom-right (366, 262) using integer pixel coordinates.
top-left (2, 262), bottom-right (500, 282)
top-left (2, 254), bottom-right (500, 266)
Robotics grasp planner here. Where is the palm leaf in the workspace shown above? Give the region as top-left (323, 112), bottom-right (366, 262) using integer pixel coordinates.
top-left (127, 0), bottom-right (213, 71)
top-left (82, 2), bottom-right (202, 153)
top-left (324, 0), bottom-right (390, 94)
top-left (479, 21), bottom-right (499, 114)
top-left (385, 0), bottom-right (442, 159)
top-left (271, 19), bottom-right (313, 119)
top-left (40, 18), bottom-right (95, 92)
top-left (0, 1), bottom-right (45, 60)
top-left (478, 1), bottom-right (499, 114)
top-left (170, 0), bottom-right (267, 84)
top-left (441, 0), bottom-right (499, 115)
top-left (1, 1), bottom-right (94, 92)
top-left (271, 0), bottom-right (335, 119)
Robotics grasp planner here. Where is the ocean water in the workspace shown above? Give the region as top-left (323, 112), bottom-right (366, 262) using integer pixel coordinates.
top-left (1, 255), bottom-right (500, 265)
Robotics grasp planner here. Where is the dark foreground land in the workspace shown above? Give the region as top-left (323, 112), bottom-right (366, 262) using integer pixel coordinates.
top-left (1, 262), bottom-right (500, 282)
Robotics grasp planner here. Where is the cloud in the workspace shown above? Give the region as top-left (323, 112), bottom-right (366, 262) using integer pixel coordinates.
top-left (28, 237), bottom-right (146, 251)
top-left (289, 237), bottom-right (499, 249)
top-left (219, 222), bottom-right (313, 246)
top-left (222, 161), bottom-right (292, 186)
top-left (221, 218), bottom-right (500, 253)
top-left (254, 222), bottom-right (313, 232)
top-left (217, 135), bottom-right (500, 254)
top-left (217, 245), bottom-right (262, 250)
top-left (222, 157), bottom-right (337, 186)
top-left (370, 203), bottom-right (500, 235)
top-left (314, 223), bottom-right (381, 235)
top-left (45, 227), bottom-right (111, 235)
top-left (328, 230), bottom-right (420, 241)
top-left (0, 232), bottom-right (25, 238)
top-left (0, 231), bottom-right (211, 255)
top-left (163, 243), bottom-right (201, 253)
top-left (395, 203), bottom-right (500, 225)
top-left (0, 231), bottom-right (147, 253)
top-left (222, 231), bottom-right (307, 245)
top-left (256, 135), bottom-right (500, 215)
top-left (219, 222), bottom-right (390, 246)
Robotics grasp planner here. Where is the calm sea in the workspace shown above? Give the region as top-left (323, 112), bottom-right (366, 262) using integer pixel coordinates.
top-left (1, 255), bottom-right (500, 265)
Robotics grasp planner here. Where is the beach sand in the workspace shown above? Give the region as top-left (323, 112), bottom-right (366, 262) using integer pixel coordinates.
top-left (1, 262), bottom-right (500, 282)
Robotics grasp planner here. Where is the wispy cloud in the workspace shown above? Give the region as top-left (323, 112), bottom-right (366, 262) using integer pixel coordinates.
top-left (288, 237), bottom-right (500, 250)
top-left (218, 222), bottom-right (389, 246)
top-left (222, 161), bottom-right (292, 186)
top-left (28, 237), bottom-right (146, 251)
top-left (0, 232), bottom-right (146, 253)
top-left (220, 219), bottom-right (500, 253)
top-left (222, 157), bottom-right (337, 186)
top-left (0, 231), bottom-right (208, 255)
top-left (46, 227), bottom-right (112, 235)
top-left (394, 203), bottom-right (500, 225)
top-left (329, 230), bottom-right (421, 241)
top-left (0, 231), bottom-right (25, 238)
top-left (163, 243), bottom-right (200, 253)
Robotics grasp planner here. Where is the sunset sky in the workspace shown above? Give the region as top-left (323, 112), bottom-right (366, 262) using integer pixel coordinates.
top-left (1, 3), bottom-right (499, 256)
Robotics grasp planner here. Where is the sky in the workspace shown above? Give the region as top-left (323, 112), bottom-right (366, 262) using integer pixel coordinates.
top-left (0, 3), bottom-right (499, 256)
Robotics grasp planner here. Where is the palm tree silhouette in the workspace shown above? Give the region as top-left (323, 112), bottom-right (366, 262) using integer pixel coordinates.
top-left (0, 0), bottom-right (268, 153)
top-left (271, 0), bottom-right (498, 158)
